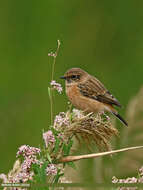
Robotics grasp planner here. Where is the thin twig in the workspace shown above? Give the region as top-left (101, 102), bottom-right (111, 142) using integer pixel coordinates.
top-left (50, 40), bottom-right (61, 124)
top-left (51, 40), bottom-right (61, 81)
top-left (58, 145), bottom-right (143, 163)
top-left (50, 90), bottom-right (53, 125)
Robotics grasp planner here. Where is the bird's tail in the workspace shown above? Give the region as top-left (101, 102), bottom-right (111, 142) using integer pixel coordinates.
top-left (112, 112), bottom-right (128, 126)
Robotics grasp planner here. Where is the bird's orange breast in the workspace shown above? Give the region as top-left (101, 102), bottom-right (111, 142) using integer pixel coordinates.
top-left (66, 84), bottom-right (105, 113)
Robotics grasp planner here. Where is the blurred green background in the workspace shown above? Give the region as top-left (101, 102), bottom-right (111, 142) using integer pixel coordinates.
top-left (0, 0), bottom-right (143, 184)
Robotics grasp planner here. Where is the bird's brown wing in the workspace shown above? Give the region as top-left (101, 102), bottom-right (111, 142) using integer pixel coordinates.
top-left (78, 76), bottom-right (122, 107)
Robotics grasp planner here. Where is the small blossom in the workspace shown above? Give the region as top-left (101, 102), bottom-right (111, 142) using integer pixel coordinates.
top-left (16, 145), bottom-right (28, 156)
top-left (13, 145), bottom-right (41, 183)
top-left (48, 52), bottom-right (56, 57)
top-left (21, 157), bottom-right (38, 171)
top-left (13, 145), bottom-right (40, 183)
top-left (13, 170), bottom-right (34, 183)
top-left (17, 145), bottom-right (41, 158)
top-left (50, 80), bottom-right (63, 94)
top-left (72, 109), bottom-right (83, 119)
top-left (54, 112), bottom-right (70, 128)
top-left (106, 115), bottom-right (110, 120)
top-left (48, 40), bottom-right (60, 58)
top-left (46, 164), bottom-right (57, 176)
top-left (43, 130), bottom-right (55, 147)
top-left (54, 115), bottom-right (64, 127)
top-left (0, 173), bottom-right (8, 183)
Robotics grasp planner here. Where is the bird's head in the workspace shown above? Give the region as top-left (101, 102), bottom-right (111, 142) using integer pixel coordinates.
top-left (60, 68), bottom-right (88, 84)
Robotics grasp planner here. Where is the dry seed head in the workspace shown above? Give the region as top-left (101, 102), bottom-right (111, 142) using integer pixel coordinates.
top-left (54, 109), bottom-right (118, 152)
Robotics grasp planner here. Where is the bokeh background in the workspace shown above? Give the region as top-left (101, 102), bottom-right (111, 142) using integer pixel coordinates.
top-left (0, 0), bottom-right (143, 184)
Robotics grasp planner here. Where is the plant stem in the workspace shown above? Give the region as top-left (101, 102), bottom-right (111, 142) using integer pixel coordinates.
top-left (51, 40), bottom-right (60, 82)
top-left (58, 145), bottom-right (143, 163)
top-left (50, 40), bottom-right (61, 125)
top-left (50, 90), bottom-right (53, 125)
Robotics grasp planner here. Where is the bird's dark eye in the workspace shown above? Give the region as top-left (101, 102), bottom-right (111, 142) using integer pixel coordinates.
top-left (71, 75), bottom-right (80, 79)
top-left (71, 75), bottom-right (77, 79)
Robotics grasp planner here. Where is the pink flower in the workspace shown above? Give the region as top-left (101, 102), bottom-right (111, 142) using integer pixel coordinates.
top-left (21, 157), bottom-right (38, 171)
top-left (48, 52), bottom-right (56, 57)
top-left (48, 40), bottom-right (60, 58)
top-left (13, 170), bottom-right (34, 183)
top-left (43, 130), bottom-right (55, 147)
top-left (54, 112), bottom-right (70, 128)
top-left (46, 164), bottom-right (57, 176)
top-left (50, 80), bottom-right (62, 94)
top-left (0, 173), bottom-right (8, 183)
top-left (13, 145), bottom-right (41, 183)
top-left (16, 145), bottom-right (41, 158)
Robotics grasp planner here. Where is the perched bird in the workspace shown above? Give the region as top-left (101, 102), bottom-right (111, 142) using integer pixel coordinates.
top-left (60, 68), bottom-right (128, 126)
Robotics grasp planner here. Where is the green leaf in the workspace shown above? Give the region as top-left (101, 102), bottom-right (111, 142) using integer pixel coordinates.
top-left (32, 164), bottom-right (42, 183)
top-left (69, 112), bottom-right (73, 122)
top-left (32, 163), bottom-right (40, 175)
top-left (67, 139), bottom-right (73, 155)
top-left (63, 143), bottom-right (68, 156)
top-left (54, 173), bottom-right (64, 184)
top-left (63, 139), bottom-right (73, 156)
top-left (47, 152), bottom-right (52, 163)
top-left (32, 162), bottom-right (49, 185)
top-left (54, 138), bottom-right (60, 153)
top-left (40, 161), bottom-right (49, 183)
top-left (53, 169), bottom-right (64, 184)
top-left (51, 127), bottom-right (59, 136)
top-left (66, 161), bottom-right (76, 169)
top-left (48, 87), bottom-right (51, 98)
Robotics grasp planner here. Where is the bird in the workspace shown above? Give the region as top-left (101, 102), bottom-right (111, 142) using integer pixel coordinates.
top-left (60, 68), bottom-right (128, 126)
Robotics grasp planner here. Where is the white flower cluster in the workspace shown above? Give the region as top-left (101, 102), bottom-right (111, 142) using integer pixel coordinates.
top-left (50, 80), bottom-right (63, 94)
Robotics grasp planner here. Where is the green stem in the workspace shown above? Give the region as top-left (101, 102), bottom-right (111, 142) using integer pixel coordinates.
top-left (50, 40), bottom-right (61, 125)
top-left (50, 89), bottom-right (53, 125)
top-left (51, 40), bottom-right (60, 81)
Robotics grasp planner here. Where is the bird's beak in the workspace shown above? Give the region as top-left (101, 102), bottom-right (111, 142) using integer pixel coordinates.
top-left (60, 76), bottom-right (66, 79)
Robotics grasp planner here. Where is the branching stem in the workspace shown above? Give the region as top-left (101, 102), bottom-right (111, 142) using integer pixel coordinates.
top-left (49, 40), bottom-right (61, 125)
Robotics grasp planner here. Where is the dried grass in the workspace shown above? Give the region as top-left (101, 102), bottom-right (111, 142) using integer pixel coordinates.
top-left (64, 111), bottom-right (119, 152)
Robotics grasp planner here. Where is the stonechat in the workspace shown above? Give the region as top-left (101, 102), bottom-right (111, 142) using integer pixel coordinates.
top-left (60, 68), bottom-right (128, 126)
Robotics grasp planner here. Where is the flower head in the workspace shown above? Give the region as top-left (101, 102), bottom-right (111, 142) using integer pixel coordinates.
top-left (54, 112), bottom-right (70, 128)
top-left (0, 173), bottom-right (8, 183)
top-left (50, 80), bottom-right (62, 94)
top-left (46, 164), bottom-right (57, 176)
top-left (7, 145), bottom-right (41, 183)
top-left (48, 52), bottom-right (57, 57)
top-left (16, 145), bottom-right (41, 158)
top-left (43, 130), bottom-right (55, 147)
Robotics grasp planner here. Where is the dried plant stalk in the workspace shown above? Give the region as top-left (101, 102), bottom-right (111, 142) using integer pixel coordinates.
top-left (64, 112), bottom-right (118, 152)
top-left (59, 145), bottom-right (143, 163)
